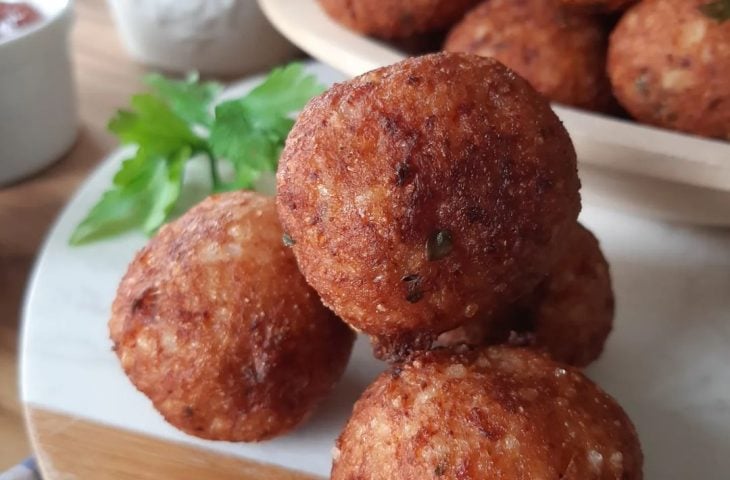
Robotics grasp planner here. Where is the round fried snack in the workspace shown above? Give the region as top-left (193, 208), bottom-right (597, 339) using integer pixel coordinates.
top-left (444, 0), bottom-right (615, 112)
top-left (559, 0), bottom-right (636, 13)
top-left (109, 192), bottom-right (355, 442)
top-left (608, 0), bottom-right (730, 140)
top-left (318, 0), bottom-right (480, 39)
top-left (332, 347), bottom-right (643, 479)
top-left (437, 222), bottom-right (614, 367)
top-left (277, 53), bottom-right (581, 351)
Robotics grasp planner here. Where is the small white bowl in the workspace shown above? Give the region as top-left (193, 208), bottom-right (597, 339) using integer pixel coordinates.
top-left (0, 0), bottom-right (77, 186)
top-left (106, 0), bottom-right (300, 76)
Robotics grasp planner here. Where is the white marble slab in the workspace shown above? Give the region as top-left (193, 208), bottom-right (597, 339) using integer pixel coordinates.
top-left (21, 63), bottom-right (730, 479)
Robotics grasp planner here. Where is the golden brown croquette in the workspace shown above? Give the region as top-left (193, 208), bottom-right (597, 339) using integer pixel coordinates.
top-left (608, 0), bottom-right (730, 140)
top-left (277, 53), bottom-right (581, 353)
top-left (318, 0), bottom-right (480, 39)
top-left (109, 192), bottom-right (355, 442)
top-left (445, 0), bottom-right (616, 112)
top-left (436, 223), bottom-right (614, 367)
top-left (560, 0), bottom-right (636, 13)
top-left (332, 346), bottom-right (643, 479)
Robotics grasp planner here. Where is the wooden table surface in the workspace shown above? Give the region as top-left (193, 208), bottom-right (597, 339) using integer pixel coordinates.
top-left (0, 0), bottom-right (145, 469)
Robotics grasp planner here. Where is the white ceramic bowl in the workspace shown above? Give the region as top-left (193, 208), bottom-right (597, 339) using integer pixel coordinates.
top-left (0, 0), bottom-right (77, 186)
top-left (106, 0), bottom-right (300, 76)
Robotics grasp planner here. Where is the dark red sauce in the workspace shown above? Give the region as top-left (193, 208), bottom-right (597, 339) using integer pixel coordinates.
top-left (0, 2), bottom-right (41, 39)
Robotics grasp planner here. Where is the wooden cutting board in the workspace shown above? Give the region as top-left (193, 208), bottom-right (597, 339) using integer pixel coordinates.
top-left (26, 408), bottom-right (317, 480)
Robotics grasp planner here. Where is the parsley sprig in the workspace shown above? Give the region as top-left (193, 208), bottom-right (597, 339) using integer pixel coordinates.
top-left (70, 63), bottom-right (325, 245)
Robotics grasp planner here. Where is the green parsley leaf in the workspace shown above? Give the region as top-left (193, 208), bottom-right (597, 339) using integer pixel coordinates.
top-left (70, 63), bottom-right (326, 245)
top-left (71, 148), bottom-right (158, 245)
top-left (109, 94), bottom-right (204, 154)
top-left (699, 0), bottom-right (730, 22)
top-left (142, 146), bottom-right (190, 234)
top-left (70, 146), bottom-right (187, 245)
top-left (69, 188), bottom-right (146, 246)
top-left (72, 93), bottom-right (200, 244)
top-left (145, 73), bottom-right (222, 127)
top-left (243, 63), bottom-right (326, 123)
top-left (208, 64), bottom-right (324, 190)
top-left (209, 101), bottom-right (281, 190)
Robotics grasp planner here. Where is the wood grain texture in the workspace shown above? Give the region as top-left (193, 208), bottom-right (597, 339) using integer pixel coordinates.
top-left (0, 0), bottom-right (143, 470)
top-left (0, 320), bottom-right (28, 469)
top-left (27, 408), bottom-right (321, 480)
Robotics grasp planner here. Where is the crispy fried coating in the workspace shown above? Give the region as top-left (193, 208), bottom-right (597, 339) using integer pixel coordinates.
top-left (318, 0), bottom-right (480, 39)
top-left (513, 223), bottom-right (613, 365)
top-left (277, 53), bottom-right (581, 349)
top-left (608, 0), bottom-right (730, 140)
top-left (444, 0), bottom-right (615, 112)
top-left (436, 222), bottom-right (614, 367)
top-left (332, 346), bottom-right (643, 479)
top-left (559, 0), bottom-right (636, 13)
top-left (109, 192), bottom-right (355, 442)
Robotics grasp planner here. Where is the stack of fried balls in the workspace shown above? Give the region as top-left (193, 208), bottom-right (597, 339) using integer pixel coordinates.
top-left (110, 53), bottom-right (643, 478)
top-left (320, 0), bottom-right (730, 141)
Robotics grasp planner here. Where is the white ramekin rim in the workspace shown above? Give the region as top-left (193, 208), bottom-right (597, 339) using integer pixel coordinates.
top-left (0, 0), bottom-right (73, 48)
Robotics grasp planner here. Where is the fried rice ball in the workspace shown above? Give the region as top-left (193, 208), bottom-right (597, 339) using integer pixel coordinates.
top-left (277, 53), bottom-right (581, 352)
top-left (109, 192), bottom-right (355, 442)
top-left (436, 222), bottom-right (614, 367)
top-left (444, 0), bottom-right (615, 112)
top-left (559, 0), bottom-right (636, 13)
top-left (332, 346), bottom-right (643, 479)
top-left (318, 0), bottom-right (480, 39)
top-left (608, 0), bottom-right (730, 140)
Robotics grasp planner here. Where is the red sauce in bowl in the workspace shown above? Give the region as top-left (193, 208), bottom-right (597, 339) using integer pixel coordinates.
top-left (0, 2), bottom-right (41, 39)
